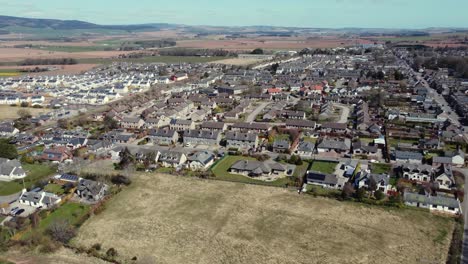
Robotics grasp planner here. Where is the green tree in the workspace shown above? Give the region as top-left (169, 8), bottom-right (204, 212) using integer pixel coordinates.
top-left (341, 183), bottom-right (355, 200)
top-left (250, 48), bottom-right (264, 55)
top-left (374, 190), bottom-right (385, 200)
top-left (103, 116), bottom-right (119, 131)
top-left (355, 188), bottom-right (367, 201)
top-left (0, 139), bottom-right (18, 159)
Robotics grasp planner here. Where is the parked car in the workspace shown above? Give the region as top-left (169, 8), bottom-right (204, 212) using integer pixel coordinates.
top-left (14, 209), bottom-right (25, 216)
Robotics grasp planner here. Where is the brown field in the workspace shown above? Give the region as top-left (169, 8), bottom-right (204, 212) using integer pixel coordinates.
top-left (4, 248), bottom-right (108, 264)
top-left (176, 37), bottom-right (372, 50)
top-left (0, 40), bottom-right (97, 48)
top-left (0, 105), bottom-right (51, 120)
top-left (73, 173), bottom-right (453, 264)
top-left (0, 48), bottom-right (130, 62)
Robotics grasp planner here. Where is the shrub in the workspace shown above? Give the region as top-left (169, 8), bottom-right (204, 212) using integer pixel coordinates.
top-left (46, 220), bottom-right (76, 244)
top-left (106, 247), bottom-right (118, 258)
top-left (91, 243), bottom-right (102, 251)
top-left (111, 175), bottom-right (132, 186)
top-left (374, 190), bottom-right (385, 200)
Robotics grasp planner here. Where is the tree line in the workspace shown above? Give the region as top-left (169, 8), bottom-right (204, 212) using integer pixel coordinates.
top-left (20, 58), bottom-right (78, 66)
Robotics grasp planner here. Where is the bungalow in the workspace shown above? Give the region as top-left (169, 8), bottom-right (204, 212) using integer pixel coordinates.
top-left (393, 150), bottom-right (423, 164)
top-left (148, 128), bottom-right (179, 145)
top-left (158, 150), bottom-right (187, 168)
top-left (76, 179), bottom-right (108, 202)
top-left (306, 171), bottom-right (339, 189)
top-left (316, 138), bottom-right (351, 153)
top-left (230, 160), bottom-right (288, 178)
top-left (0, 158), bottom-right (26, 181)
top-left (187, 151), bottom-right (215, 171)
top-left (53, 174), bottom-right (80, 185)
top-left (225, 131), bottom-right (258, 150)
top-left (282, 110), bottom-right (306, 120)
top-left (183, 129), bottom-right (221, 146)
top-left (19, 189), bottom-right (61, 208)
top-left (404, 192), bottom-right (461, 215)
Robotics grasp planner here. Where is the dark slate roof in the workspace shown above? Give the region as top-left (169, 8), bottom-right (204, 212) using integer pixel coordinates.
top-left (306, 171), bottom-right (338, 185)
top-left (149, 128), bottom-right (177, 138)
top-left (404, 192), bottom-right (460, 208)
top-left (225, 131), bottom-right (257, 142)
top-left (394, 151), bottom-right (423, 160)
top-left (184, 129), bottom-right (220, 140)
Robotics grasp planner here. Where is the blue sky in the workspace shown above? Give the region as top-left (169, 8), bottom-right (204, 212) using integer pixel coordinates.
top-left (0, 0), bottom-right (467, 28)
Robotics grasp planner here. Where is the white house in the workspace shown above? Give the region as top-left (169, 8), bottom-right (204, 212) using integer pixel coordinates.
top-left (0, 158), bottom-right (26, 181)
top-left (19, 189), bottom-right (62, 208)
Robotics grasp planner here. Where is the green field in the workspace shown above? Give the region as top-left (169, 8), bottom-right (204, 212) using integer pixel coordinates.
top-left (309, 161), bottom-right (338, 174)
top-left (78, 55), bottom-right (225, 64)
top-left (0, 69), bottom-right (21, 78)
top-left (0, 164), bottom-right (56, 196)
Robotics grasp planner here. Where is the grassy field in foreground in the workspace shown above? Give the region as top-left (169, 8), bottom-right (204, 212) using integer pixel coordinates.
top-left (78, 55), bottom-right (226, 64)
top-left (0, 163), bottom-right (56, 196)
top-left (72, 173), bottom-right (453, 264)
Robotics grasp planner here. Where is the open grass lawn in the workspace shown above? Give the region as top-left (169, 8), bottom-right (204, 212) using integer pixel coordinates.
top-left (37, 203), bottom-right (90, 232)
top-left (388, 138), bottom-right (419, 147)
top-left (72, 173), bottom-right (454, 264)
top-left (0, 69), bottom-right (21, 78)
top-left (309, 160), bottom-right (338, 174)
top-left (0, 163), bottom-right (56, 196)
top-left (43, 183), bottom-right (65, 195)
top-left (371, 163), bottom-right (393, 174)
top-left (211, 156), bottom-right (295, 187)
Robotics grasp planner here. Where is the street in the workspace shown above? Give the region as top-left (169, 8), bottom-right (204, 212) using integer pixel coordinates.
top-left (245, 102), bottom-right (270, 123)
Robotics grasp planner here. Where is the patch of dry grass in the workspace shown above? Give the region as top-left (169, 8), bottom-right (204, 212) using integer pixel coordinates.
top-left (0, 105), bottom-right (50, 120)
top-left (73, 173), bottom-right (454, 264)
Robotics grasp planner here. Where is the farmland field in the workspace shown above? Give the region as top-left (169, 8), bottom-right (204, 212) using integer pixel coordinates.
top-left (73, 173), bottom-right (453, 264)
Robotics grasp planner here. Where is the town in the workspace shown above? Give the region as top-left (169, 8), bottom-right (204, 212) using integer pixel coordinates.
top-left (0, 37), bottom-right (468, 263)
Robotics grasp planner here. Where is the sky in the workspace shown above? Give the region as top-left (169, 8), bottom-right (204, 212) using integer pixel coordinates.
top-left (0, 0), bottom-right (467, 29)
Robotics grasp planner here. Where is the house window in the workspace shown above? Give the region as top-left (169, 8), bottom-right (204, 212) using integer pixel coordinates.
top-left (432, 205), bottom-right (437, 208)
top-left (449, 207), bottom-right (455, 211)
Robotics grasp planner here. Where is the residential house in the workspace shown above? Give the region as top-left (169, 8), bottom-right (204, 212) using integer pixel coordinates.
top-left (306, 171), bottom-right (339, 189)
top-left (120, 117), bottom-right (145, 130)
top-left (229, 160), bottom-right (288, 178)
top-left (404, 192), bottom-right (461, 215)
top-left (355, 172), bottom-right (390, 194)
top-left (321, 122), bottom-right (347, 133)
top-left (158, 150), bottom-right (187, 168)
top-left (225, 132), bottom-right (259, 150)
top-left (76, 179), bottom-right (108, 202)
top-left (170, 119), bottom-right (195, 131)
top-left (0, 124), bottom-right (19, 138)
top-left (148, 128), bottom-right (179, 145)
top-left (400, 164), bottom-right (432, 182)
top-left (40, 146), bottom-right (72, 163)
top-left (230, 122), bottom-right (270, 133)
top-left (393, 150), bottom-right (423, 164)
top-left (273, 139), bottom-right (291, 153)
top-left (296, 141), bottom-right (315, 158)
top-left (316, 138), bottom-right (351, 154)
top-left (144, 117), bottom-right (171, 129)
top-left (187, 151), bottom-right (215, 171)
top-left (285, 120), bottom-right (317, 131)
top-left (0, 158), bottom-right (26, 181)
top-left (433, 165), bottom-right (455, 190)
top-left (200, 122), bottom-right (227, 131)
top-left (352, 141), bottom-right (378, 156)
top-left (183, 129), bottom-right (221, 146)
top-left (19, 189), bottom-right (61, 208)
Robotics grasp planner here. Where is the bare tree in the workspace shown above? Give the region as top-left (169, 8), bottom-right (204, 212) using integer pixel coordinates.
top-left (46, 219), bottom-right (76, 243)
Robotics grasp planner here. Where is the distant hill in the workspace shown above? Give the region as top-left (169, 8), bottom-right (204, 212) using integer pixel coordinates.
top-left (0, 15), bottom-right (163, 31)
